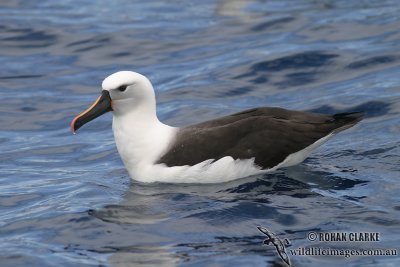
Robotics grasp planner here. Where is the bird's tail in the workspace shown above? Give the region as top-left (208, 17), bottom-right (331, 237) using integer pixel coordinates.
top-left (332, 111), bottom-right (364, 133)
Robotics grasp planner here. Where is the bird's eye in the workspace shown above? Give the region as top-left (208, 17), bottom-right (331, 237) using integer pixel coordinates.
top-left (117, 85), bottom-right (128, 92)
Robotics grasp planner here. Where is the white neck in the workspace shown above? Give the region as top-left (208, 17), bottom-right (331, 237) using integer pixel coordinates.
top-left (112, 103), bottom-right (177, 178)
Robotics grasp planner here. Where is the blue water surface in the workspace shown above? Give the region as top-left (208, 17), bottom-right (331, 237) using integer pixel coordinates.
top-left (1, 0), bottom-right (400, 266)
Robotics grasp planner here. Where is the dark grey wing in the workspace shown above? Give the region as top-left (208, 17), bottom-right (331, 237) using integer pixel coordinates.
top-left (191, 107), bottom-right (328, 128)
top-left (275, 242), bottom-right (291, 266)
top-left (157, 107), bottom-right (362, 168)
top-left (257, 226), bottom-right (275, 239)
top-left (258, 226), bottom-right (291, 265)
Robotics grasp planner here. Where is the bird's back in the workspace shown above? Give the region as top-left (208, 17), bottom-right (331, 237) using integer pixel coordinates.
top-left (157, 107), bottom-right (363, 169)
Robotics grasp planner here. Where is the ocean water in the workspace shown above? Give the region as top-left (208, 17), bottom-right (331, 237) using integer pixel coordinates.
top-left (1, 0), bottom-right (400, 266)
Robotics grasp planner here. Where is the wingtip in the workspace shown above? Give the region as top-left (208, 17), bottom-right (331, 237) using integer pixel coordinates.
top-left (257, 226), bottom-right (266, 232)
top-left (334, 111), bottom-right (364, 120)
top-left (333, 111), bottom-right (364, 126)
top-left (331, 111), bottom-right (363, 133)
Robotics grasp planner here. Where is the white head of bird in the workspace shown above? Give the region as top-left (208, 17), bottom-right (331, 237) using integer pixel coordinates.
top-left (71, 71), bottom-right (176, 179)
top-left (101, 71), bottom-right (156, 116)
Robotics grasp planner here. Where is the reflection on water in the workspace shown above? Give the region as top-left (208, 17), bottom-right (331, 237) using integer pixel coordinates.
top-left (0, 0), bottom-right (400, 266)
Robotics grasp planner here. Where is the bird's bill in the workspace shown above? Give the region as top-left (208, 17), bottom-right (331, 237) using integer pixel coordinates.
top-left (70, 90), bottom-right (112, 134)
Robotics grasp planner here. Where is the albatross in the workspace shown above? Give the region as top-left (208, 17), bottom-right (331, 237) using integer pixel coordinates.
top-left (71, 71), bottom-right (362, 183)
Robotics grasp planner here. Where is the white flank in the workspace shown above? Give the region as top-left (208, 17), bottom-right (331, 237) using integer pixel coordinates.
top-left (272, 133), bottom-right (334, 170)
